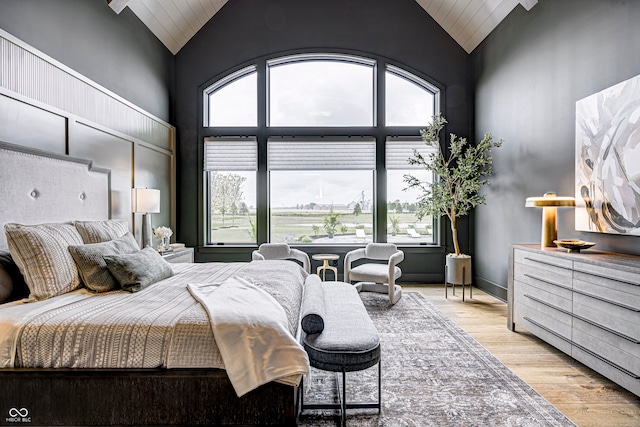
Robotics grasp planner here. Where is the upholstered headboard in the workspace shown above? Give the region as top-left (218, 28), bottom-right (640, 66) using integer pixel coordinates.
top-left (0, 141), bottom-right (111, 249)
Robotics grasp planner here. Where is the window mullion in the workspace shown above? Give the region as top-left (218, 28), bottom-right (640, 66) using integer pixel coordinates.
top-left (376, 62), bottom-right (386, 243)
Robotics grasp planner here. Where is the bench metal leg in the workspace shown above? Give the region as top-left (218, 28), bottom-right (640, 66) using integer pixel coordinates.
top-left (299, 357), bottom-right (382, 426)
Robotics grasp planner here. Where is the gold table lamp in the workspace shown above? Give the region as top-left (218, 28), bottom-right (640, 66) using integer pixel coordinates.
top-left (525, 192), bottom-right (575, 248)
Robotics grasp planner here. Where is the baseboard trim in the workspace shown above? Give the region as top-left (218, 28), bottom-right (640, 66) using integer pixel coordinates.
top-left (474, 277), bottom-right (507, 302)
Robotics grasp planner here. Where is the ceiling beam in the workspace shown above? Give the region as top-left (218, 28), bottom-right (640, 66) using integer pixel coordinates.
top-left (107, 0), bottom-right (131, 14)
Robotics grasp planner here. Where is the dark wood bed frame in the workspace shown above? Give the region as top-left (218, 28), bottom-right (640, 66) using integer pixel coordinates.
top-left (0, 142), bottom-right (299, 426)
top-left (0, 369), bottom-right (297, 426)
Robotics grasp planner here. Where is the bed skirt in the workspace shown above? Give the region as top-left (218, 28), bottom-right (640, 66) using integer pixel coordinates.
top-left (0, 368), bottom-right (297, 426)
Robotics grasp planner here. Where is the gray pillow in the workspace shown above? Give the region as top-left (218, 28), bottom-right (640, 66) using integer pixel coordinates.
top-left (68, 232), bottom-right (141, 293)
top-left (300, 274), bottom-right (326, 334)
top-left (74, 219), bottom-right (129, 244)
top-left (103, 247), bottom-right (173, 292)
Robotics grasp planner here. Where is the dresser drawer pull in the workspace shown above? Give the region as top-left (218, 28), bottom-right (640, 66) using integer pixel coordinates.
top-left (523, 256), bottom-right (570, 270)
top-left (573, 288), bottom-right (640, 313)
top-left (524, 294), bottom-right (572, 315)
top-left (572, 342), bottom-right (640, 379)
top-left (523, 274), bottom-right (572, 291)
top-left (523, 317), bottom-right (571, 343)
top-left (573, 313), bottom-right (640, 344)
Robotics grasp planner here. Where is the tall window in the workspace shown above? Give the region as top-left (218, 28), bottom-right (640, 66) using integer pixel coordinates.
top-left (384, 67), bottom-right (438, 244)
top-left (204, 138), bottom-right (257, 244)
top-left (203, 53), bottom-right (440, 246)
top-left (386, 138), bottom-right (436, 244)
top-left (268, 139), bottom-right (375, 244)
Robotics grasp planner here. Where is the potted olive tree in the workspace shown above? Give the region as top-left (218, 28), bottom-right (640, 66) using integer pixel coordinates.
top-left (404, 114), bottom-right (502, 285)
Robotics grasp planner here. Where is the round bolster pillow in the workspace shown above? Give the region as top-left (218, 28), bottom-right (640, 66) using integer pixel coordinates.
top-left (300, 274), bottom-right (326, 334)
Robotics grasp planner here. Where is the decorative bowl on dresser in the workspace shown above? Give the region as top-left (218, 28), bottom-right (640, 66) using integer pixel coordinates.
top-left (508, 244), bottom-right (640, 397)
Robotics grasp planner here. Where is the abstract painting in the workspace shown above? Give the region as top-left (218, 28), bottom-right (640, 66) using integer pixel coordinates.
top-left (575, 74), bottom-right (640, 235)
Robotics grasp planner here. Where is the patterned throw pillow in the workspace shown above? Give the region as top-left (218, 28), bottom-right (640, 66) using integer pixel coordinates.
top-left (68, 232), bottom-right (141, 293)
top-left (104, 247), bottom-right (173, 292)
top-left (4, 222), bottom-right (84, 300)
top-left (74, 219), bottom-right (129, 244)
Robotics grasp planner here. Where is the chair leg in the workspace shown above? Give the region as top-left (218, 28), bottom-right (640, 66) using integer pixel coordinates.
top-left (378, 355), bottom-right (382, 413)
top-left (342, 370), bottom-right (347, 427)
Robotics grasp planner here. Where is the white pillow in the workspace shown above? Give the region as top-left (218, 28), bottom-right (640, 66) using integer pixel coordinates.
top-left (4, 222), bottom-right (84, 301)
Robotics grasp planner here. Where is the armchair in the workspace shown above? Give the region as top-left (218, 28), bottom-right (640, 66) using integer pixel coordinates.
top-left (344, 243), bottom-right (404, 304)
top-left (251, 243), bottom-right (311, 273)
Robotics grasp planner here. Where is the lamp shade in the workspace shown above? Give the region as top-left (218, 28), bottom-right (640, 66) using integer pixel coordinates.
top-left (525, 192), bottom-right (575, 207)
top-left (525, 192), bottom-right (576, 248)
top-left (132, 188), bottom-right (160, 213)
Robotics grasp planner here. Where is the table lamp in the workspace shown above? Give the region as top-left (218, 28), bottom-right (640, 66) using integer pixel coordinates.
top-left (525, 192), bottom-right (575, 248)
top-left (132, 188), bottom-right (160, 248)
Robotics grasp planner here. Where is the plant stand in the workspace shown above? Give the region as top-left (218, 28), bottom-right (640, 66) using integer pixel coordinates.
top-left (444, 255), bottom-right (472, 301)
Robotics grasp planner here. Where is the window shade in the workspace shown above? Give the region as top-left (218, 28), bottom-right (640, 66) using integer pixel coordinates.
top-left (268, 139), bottom-right (376, 170)
top-left (204, 138), bottom-right (257, 171)
top-left (386, 138), bottom-right (437, 170)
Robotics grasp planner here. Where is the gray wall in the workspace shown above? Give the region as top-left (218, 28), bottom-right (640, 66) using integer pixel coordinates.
top-left (175, 0), bottom-right (472, 277)
top-left (472, 0), bottom-right (640, 299)
top-left (0, 0), bottom-right (176, 246)
top-left (0, 0), bottom-right (174, 122)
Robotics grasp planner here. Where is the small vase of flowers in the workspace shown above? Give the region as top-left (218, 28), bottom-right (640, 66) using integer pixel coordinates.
top-left (154, 226), bottom-right (173, 252)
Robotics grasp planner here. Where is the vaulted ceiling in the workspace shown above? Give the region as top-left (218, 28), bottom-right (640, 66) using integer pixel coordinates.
top-left (108, 0), bottom-right (538, 55)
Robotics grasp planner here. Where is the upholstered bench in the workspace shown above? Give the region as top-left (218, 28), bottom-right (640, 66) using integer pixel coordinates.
top-left (299, 276), bottom-right (381, 426)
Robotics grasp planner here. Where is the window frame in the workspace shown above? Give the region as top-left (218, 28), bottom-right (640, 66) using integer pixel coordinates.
top-left (203, 65), bottom-right (257, 128)
top-left (204, 137), bottom-right (258, 245)
top-left (199, 51), bottom-right (443, 249)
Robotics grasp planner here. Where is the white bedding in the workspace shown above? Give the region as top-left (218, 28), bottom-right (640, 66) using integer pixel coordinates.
top-left (189, 277), bottom-right (309, 397)
top-left (0, 260), bottom-right (308, 392)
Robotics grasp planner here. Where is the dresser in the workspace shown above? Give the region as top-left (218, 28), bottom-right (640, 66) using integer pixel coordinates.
top-left (508, 244), bottom-right (640, 397)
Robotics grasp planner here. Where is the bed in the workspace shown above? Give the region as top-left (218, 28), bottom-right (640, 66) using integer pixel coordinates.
top-left (0, 142), bottom-right (308, 426)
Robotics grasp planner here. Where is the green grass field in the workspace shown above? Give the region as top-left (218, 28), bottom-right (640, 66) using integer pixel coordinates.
top-left (210, 209), bottom-right (433, 244)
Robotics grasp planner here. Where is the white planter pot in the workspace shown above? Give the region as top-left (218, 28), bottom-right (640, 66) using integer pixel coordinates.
top-left (445, 254), bottom-right (472, 285)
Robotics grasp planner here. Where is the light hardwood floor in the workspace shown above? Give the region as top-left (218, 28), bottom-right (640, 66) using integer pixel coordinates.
top-left (406, 285), bottom-right (640, 427)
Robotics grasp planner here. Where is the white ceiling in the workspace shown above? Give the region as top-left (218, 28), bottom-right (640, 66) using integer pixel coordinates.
top-left (109, 0), bottom-right (537, 55)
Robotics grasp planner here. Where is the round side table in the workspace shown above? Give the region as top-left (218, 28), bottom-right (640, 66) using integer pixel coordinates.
top-left (312, 253), bottom-right (339, 281)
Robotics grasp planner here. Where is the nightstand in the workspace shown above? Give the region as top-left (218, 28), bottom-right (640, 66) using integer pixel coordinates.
top-left (161, 247), bottom-right (194, 263)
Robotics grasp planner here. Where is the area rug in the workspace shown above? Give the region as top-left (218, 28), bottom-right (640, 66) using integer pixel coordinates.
top-left (299, 292), bottom-right (576, 426)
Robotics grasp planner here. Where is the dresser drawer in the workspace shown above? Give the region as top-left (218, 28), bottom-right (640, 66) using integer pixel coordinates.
top-left (514, 262), bottom-right (573, 301)
top-left (572, 346), bottom-right (640, 397)
top-left (515, 304), bottom-right (572, 355)
top-left (575, 262), bottom-right (640, 287)
top-left (573, 293), bottom-right (640, 339)
top-left (573, 271), bottom-right (640, 308)
top-left (573, 318), bottom-right (640, 376)
top-left (161, 248), bottom-right (194, 264)
top-left (514, 285), bottom-right (572, 341)
top-left (513, 276), bottom-right (572, 312)
top-left (514, 248), bottom-right (573, 270)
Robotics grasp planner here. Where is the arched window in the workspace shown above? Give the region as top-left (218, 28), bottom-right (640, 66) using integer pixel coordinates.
top-left (268, 54), bottom-right (375, 127)
top-left (203, 53), bottom-right (440, 246)
top-left (204, 66), bottom-right (257, 127)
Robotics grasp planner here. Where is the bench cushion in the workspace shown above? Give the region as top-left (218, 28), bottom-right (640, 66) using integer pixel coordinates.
top-left (302, 281), bottom-right (380, 372)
